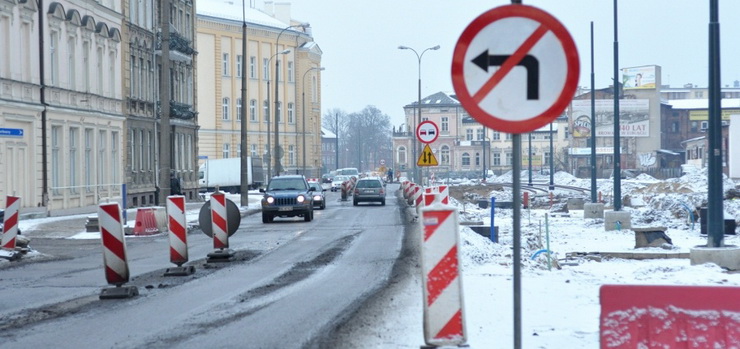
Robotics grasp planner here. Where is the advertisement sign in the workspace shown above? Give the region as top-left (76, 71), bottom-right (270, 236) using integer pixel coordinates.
top-left (571, 99), bottom-right (650, 138)
top-left (622, 65), bottom-right (657, 89)
top-left (689, 109), bottom-right (739, 121)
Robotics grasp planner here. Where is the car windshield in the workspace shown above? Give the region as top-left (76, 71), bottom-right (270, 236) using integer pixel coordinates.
top-left (308, 183), bottom-right (321, 191)
top-left (356, 180), bottom-right (381, 188)
top-left (268, 179), bottom-right (307, 191)
top-left (333, 176), bottom-right (348, 182)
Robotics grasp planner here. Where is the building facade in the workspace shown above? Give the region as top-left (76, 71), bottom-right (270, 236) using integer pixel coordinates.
top-left (196, 1), bottom-right (322, 180)
top-left (0, 0), bottom-right (125, 213)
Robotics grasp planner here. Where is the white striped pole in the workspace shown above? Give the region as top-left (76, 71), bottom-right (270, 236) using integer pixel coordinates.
top-left (99, 202), bottom-right (130, 285)
top-left (1, 196), bottom-right (21, 250)
top-left (419, 201), bottom-right (467, 346)
top-left (210, 193), bottom-right (228, 249)
top-left (167, 195), bottom-right (188, 265)
top-left (438, 185), bottom-right (450, 205)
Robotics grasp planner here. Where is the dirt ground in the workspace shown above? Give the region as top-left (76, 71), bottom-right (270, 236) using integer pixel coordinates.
top-left (447, 184), bottom-right (505, 204)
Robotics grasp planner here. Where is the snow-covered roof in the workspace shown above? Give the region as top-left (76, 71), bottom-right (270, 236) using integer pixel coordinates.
top-left (197, 0), bottom-right (289, 29)
top-left (667, 98), bottom-right (740, 110)
top-left (321, 127), bottom-right (336, 139)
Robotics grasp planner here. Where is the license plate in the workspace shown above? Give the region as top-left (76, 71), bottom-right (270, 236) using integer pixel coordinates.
top-left (278, 207), bottom-right (293, 211)
top-left (364, 190), bottom-right (374, 193)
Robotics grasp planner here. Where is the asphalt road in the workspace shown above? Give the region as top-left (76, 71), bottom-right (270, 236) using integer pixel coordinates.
top-left (0, 184), bottom-right (412, 348)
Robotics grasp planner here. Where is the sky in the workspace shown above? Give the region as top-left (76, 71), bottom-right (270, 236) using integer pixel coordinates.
top-left (259, 0), bottom-right (740, 127)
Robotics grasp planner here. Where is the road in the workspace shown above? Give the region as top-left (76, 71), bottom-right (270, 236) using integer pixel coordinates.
top-left (0, 183), bottom-right (412, 348)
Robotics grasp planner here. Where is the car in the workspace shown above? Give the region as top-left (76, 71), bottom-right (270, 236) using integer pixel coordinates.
top-left (260, 175), bottom-right (314, 223)
top-left (308, 181), bottom-right (326, 210)
top-left (353, 177), bottom-right (386, 206)
top-left (331, 175), bottom-right (350, 192)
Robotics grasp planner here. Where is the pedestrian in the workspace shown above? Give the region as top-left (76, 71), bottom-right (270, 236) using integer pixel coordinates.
top-left (170, 172), bottom-right (182, 195)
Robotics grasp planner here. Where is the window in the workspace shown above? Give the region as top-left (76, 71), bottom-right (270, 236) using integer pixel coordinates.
top-left (277, 102), bottom-right (282, 123)
top-left (69, 128), bottom-right (78, 193)
top-left (251, 144), bottom-right (257, 157)
top-left (475, 152), bottom-right (480, 166)
top-left (236, 98), bottom-right (242, 121)
top-left (493, 152), bottom-right (501, 166)
top-left (130, 129), bottom-right (136, 172)
top-left (441, 145), bottom-right (450, 165)
top-left (289, 145), bottom-right (295, 165)
top-left (544, 152), bottom-right (551, 166)
top-left (83, 41), bottom-right (90, 91)
top-left (222, 97), bottom-right (230, 120)
top-left (237, 142), bottom-right (241, 157)
top-left (96, 46), bottom-right (103, 93)
top-left (223, 143), bottom-right (230, 158)
top-left (67, 36), bottom-right (76, 89)
top-left (505, 152), bottom-right (512, 165)
top-left (112, 131), bottom-right (119, 183)
top-left (236, 54), bottom-right (242, 77)
top-left (462, 152), bottom-right (470, 166)
top-left (85, 129), bottom-right (93, 192)
top-left (263, 100), bottom-right (269, 122)
top-left (287, 61), bottom-right (294, 82)
top-left (263, 58), bottom-right (269, 80)
top-left (249, 99), bottom-right (257, 121)
top-left (50, 31), bottom-right (59, 86)
top-left (288, 103), bottom-right (294, 123)
top-left (441, 117), bottom-right (449, 132)
top-left (477, 128), bottom-right (484, 140)
top-left (493, 131), bottom-right (501, 140)
top-left (222, 53), bottom-right (229, 76)
top-left (51, 126), bottom-right (61, 194)
top-left (98, 131), bottom-right (107, 189)
top-left (466, 129), bottom-right (473, 141)
top-left (397, 146), bottom-right (407, 164)
top-left (250, 56), bottom-right (256, 78)
top-left (671, 122), bottom-right (679, 133)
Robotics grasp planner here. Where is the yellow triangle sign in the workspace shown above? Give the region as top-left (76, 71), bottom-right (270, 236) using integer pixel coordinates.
top-left (417, 144), bottom-right (438, 166)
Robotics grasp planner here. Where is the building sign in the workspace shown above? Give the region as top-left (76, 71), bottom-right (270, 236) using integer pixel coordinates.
top-left (622, 65), bottom-right (657, 89)
top-left (571, 99), bottom-right (650, 138)
top-left (689, 109), bottom-right (738, 121)
top-left (569, 147), bottom-right (622, 155)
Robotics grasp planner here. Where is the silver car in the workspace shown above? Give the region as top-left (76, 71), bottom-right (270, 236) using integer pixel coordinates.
top-left (352, 177), bottom-right (386, 206)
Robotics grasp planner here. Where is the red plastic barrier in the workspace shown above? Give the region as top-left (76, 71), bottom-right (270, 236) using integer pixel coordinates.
top-left (133, 207), bottom-right (159, 235)
top-left (600, 285), bottom-right (740, 348)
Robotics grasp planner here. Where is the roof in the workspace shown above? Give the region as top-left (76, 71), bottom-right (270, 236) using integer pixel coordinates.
top-left (667, 98), bottom-right (740, 110)
top-left (404, 91), bottom-right (460, 108)
top-left (197, 0), bottom-right (290, 29)
top-left (321, 127), bottom-right (336, 139)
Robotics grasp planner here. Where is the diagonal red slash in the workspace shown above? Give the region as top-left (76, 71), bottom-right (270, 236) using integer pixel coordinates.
top-left (473, 24), bottom-right (548, 103)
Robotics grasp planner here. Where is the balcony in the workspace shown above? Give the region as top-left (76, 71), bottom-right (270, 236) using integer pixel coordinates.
top-left (157, 100), bottom-right (197, 120)
top-left (155, 30), bottom-right (196, 63)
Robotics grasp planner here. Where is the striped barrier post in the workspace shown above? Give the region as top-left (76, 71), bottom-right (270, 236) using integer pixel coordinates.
top-left (164, 195), bottom-right (194, 276)
top-left (437, 185), bottom-right (450, 205)
top-left (402, 181), bottom-right (410, 199)
top-left (414, 185), bottom-right (424, 207)
top-left (1, 196), bottom-right (21, 250)
top-left (207, 192), bottom-right (234, 262)
top-left (419, 201), bottom-right (467, 346)
top-left (98, 202), bottom-right (138, 299)
top-left (424, 192), bottom-right (437, 207)
top-left (406, 183), bottom-right (415, 206)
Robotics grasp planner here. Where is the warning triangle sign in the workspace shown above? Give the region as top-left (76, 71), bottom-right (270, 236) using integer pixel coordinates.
top-left (417, 144), bottom-right (438, 166)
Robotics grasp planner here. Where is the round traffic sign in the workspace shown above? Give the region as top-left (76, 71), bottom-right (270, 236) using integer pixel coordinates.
top-left (451, 4), bottom-right (579, 134)
top-left (416, 120), bottom-right (439, 144)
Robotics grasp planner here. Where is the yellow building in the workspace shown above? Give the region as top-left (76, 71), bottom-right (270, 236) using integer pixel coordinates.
top-left (196, 1), bottom-right (323, 179)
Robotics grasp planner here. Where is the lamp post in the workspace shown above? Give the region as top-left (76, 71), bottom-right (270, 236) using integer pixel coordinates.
top-left (240, 0), bottom-right (249, 206)
top-left (266, 49), bottom-right (290, 180)
top-left (275, 23), bottom-right (309, 177)
top-left (302, 66), bottom-right (325, 176)
top-left (398, 44), bottom-right (440, 183)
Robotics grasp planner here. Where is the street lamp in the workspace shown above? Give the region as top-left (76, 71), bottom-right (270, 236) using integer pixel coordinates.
top-left (275, 23), bottom-right (309, 177)
top-left (302, 66), bottom-right (325, 176)
top-left (240, 0), bottom-right (249, 206)
top-left (398, 44), bottom-right (440, 184)
top-left (266, 49), bottom-right (290, 180)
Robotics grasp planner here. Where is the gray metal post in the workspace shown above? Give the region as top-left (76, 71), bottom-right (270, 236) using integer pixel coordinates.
top-left (707, 0), bottom-right (724, 247)
top-left (613, 0), bottom-right (622, 210)
top-left (240, 2), bottom-right (249, 205)
top-left (590, 21), bottom-right (597, 203)
top-left (512, 134), bottom-right (522, 349)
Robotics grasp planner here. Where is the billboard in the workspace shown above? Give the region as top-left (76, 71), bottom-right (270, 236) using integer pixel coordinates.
top-left (622, 65), bottom-right (657, 89)
top-left (571, 99), bottom-right (650, 138)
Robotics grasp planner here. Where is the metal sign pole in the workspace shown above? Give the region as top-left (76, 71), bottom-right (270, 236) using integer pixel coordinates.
top-left (512, 133), bottom-right (522, 349)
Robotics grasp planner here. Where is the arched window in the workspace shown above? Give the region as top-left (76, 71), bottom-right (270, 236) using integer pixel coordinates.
top-left (462, 152), bottom-right (470, 166)
top-left (397, 146), bottom-right (407, 164)
top-left (441, 145), bottom-right (450, 165)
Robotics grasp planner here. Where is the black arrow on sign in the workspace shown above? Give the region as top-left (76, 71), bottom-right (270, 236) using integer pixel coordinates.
top-left (472, 50), bottom-right (539, 100)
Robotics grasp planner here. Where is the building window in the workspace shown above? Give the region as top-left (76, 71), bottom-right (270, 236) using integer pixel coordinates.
top-left (51, 126), bottom-right (61, 194)
top-left (505, 152), bottom-right (512, 165)
top-left (237, 98), bottom-right (242, 121)
top-left (493, 152), bottom-right (501, 166)
top-left (288, 103), bottom-right (294, 123)
top-left (277, 102), bottom-right (282, 123)
top-left (441, 117), bottom-right (449, 132)
top-left (222, 53), bottom-right (229, 76)
top-left (85, 129), bottom-right (93, 192)
top-left (462, 152), bottom-right (470, 166)
top-left (397, 146), bottom-right (407, 164)
top-left (98, 131), bottom-right (107, 190)
top-left (50, 31), bottom-right (59, 86)
top-left (441, 145), bottom-right (450, 165)
top-left (69, 128), bottom-right (78, 193)
top-left (223, 143), bottom-right (230, 158)
top-left (493, 131), bottom-right (501, 140)
top-left (263, 58), bottom-right (269, 80)
top-left (691, 121), bottom-right (698, 132)
top-left (222, 97), bottom-right (230, 120)
top-left (112, 131), bottom-right (119, 183)
top-left (236, 54), bottom-right (242, 77)
top-left (475, 152), bottom-right (480, 166)
top-left (250, 99), bottom-right (257, 121)
top-left (251, 144), bottom-right (257, 157)
top-left (289, 145), bottom-right (295, 165)
top-left (67, 36), bottom-right (76, 89)
top-left (287, 61), bottom-right (294, 82)
top-left (263, 100), bottom-right (269, 122)
top-left (477, 128), bottom-right (484, 140)
top-left (466, 129), bottom-right (473, 141)
top-left (250, 56), bottom-right (256, 78)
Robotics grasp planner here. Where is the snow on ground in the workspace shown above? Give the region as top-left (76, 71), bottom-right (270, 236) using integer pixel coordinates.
top-left (387, 169), bottom-right (740, 348)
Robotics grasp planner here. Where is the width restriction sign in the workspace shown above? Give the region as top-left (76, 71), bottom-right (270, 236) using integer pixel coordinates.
top-left (451, 5), bottom-right (579, 134)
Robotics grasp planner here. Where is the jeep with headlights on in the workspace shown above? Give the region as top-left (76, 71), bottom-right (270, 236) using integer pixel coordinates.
top-left (260, 175), bottom-right (314, 223)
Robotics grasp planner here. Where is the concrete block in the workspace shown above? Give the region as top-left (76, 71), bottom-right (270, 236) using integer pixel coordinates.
top-left (567, 198), bottom-right (585, 210)
top-left (604, 211), bottom-right (632, 231)
top-left (584, 203), bottom-right (604, 219)
top-left (633, 226), bottom-right (671, 248)
top-left (690, 245), bottom-right (740, 270)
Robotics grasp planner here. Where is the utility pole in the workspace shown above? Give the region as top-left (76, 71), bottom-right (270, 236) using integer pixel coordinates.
top-left (158, 0), bottom-right (172, 204)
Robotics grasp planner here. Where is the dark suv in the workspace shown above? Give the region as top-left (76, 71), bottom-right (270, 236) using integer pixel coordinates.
top-left (260, 175), bottom-right (314, 223)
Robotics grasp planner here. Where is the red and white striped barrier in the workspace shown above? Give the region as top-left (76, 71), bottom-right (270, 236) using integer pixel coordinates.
top-left (437, 185), bottom-right (450, 205)
top-left (419, 201), bottom-right (467, 346)
top-left (1, 196), bottom-right (21, 250)
top-left (167, 196), bottom-right (188, 265)
top-left (402, 181), bottom-right (410, 199)
top-left (414, 185), bottom-right (423, 208)
top-left (210, 193), bottom-right (228, 249)
top-left (424, 191), bottom-right (437, 207)
top-left (99, 202), bottom-right (131, 285)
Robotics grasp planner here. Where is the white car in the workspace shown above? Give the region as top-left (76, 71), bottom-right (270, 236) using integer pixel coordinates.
top-left (331, 175), bottom-right (350, 192)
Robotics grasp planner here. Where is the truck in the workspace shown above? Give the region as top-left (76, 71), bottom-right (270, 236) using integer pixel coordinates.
top-left (198, 157), bottom-right (264, 193)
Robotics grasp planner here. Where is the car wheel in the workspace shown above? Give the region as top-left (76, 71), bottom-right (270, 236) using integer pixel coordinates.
top-left (304, 210), bottom-right (312, 222)
top-left (262, 213), bottom-right (272, 223)
top-left (321, 203), bottom-right (326, 210)
top-left (381, 199), bottom-right (386, 206)
top-left (353, 200), bottom-right (358, 206)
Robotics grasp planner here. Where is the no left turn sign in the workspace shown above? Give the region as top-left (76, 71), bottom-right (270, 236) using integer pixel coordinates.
top-left (451, 5), bottom-right (579, 134)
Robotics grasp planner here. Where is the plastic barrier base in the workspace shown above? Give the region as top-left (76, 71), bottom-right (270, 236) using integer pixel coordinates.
top-left (164, 265), bottom-right (196, 276)
top-left (206, 248), bottom-right (235, 263)
top-left (99, 285), bottom-right (139, 300)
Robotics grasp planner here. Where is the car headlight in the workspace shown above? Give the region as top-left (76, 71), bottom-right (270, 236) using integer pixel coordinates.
top-left (266, 196), bottom-right (275, 204)
top-left (297, 195), bottom-right (305, 203)
top-left (313, 195), bottom-right (322, 201)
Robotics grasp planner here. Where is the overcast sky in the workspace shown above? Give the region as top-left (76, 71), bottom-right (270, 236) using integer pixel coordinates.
top-left (266, 0), bottom-right (740, 127)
